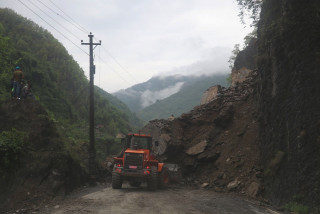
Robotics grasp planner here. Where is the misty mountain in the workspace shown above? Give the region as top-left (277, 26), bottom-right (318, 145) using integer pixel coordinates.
top-left (113, 75), bottom-right (192, 112)
top-left (137, 74), bottom-right (229, 121)
top-left (113, 73), bottom-right (229, 122)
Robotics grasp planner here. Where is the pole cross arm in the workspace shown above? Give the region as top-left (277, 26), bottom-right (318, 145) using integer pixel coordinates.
top-left (81, 42), bottom-right (101, 45)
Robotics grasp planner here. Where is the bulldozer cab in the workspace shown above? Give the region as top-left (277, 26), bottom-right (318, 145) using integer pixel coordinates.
top-left (128, 134), bottom-right (152, 150)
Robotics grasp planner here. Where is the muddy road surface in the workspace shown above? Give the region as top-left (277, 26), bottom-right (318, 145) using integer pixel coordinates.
top-left (39, 184), bottom-right (281, 214)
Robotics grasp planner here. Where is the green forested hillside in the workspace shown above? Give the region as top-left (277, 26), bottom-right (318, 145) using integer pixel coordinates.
top-left (0, 8), bottom-right (134, 161)
top-left (114, 75), bottom-right (190, 112)
top-left (137, 74), bottom-right (228, 122)
top-left (95, 87), bottom-right (142, 128)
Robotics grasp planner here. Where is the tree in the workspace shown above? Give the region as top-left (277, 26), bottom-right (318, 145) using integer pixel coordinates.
top-left (236, 0), bottom-right (263, 26)
top-left (228, 44), bottom-right (240, 69)
top-left (243, 28), bottom-right (257, 47)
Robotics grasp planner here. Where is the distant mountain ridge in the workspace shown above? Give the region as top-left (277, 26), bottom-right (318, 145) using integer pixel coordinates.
top-left (114, 73), bottom-right (229, 122)
top-left (113, 75), bottom-right (191, 112)
top-left (137, 74), bottom-right (229, 121)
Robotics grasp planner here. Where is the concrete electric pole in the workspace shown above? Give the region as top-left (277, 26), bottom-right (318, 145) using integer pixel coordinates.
top-left (81, 33), bottom-right (101, 177)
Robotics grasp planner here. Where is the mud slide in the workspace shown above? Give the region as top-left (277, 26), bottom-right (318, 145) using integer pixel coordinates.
top-left (40, 184), bottom-right (281, 214)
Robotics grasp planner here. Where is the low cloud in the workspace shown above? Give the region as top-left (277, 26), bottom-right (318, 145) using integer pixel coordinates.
top-left (159, 46), bottom-right (232, 77)
top-left (140, 82), bottom-right (184, 107)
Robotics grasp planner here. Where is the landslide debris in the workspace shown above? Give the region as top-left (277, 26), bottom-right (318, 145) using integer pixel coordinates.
top-left (143, 70), bottom-right (263, 198)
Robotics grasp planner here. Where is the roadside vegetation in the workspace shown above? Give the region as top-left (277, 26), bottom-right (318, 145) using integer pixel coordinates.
top-left (0, 8), bottom-right (138, 175)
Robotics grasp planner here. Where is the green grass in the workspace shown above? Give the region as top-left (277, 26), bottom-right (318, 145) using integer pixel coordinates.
top-left (284, 202), bottom-right (309, 214)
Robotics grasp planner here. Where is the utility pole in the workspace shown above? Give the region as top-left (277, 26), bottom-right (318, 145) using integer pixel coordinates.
top-left (81, 33), bottom-right (101, 177)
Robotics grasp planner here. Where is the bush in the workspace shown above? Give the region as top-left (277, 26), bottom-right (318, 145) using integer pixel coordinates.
top-left (0, 129), bottom-right (27, 172)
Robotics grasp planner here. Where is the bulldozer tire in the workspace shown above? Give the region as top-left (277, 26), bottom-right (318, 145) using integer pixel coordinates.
top-left (129, 181), bottom-right (141, 187)
top-left (147, 166), bottom-right (158, 191)
top-left (158, 168), bottom-right (169, 189)
top-left (112, 170), bottom-right (122, 189)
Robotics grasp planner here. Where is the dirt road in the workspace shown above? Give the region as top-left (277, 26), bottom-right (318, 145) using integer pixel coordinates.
top-left (35, 183), bottom-right (282, 214)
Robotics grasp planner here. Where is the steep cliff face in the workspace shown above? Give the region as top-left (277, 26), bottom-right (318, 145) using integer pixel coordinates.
top-left (257, 0), bottom-right (320, 207)
top-left (231, 38), bottom-right (257, 87)
top-left (234, 38), bottom-right (257, 72)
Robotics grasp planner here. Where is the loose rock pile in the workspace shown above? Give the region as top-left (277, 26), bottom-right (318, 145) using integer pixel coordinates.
top-left (143, 70), bottom-right (263, 198)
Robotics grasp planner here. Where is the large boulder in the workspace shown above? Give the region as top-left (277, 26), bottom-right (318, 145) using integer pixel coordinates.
top-left (185, 140), bottom-right (207, 155)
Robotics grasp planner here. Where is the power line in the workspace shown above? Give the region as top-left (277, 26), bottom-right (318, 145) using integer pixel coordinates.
top-left (40, 0), bottom-right (147, 90)
top-left (47, 0), bottom-right (89, 34)
top-left (35, 0), bottom-right (87, 37)
top-left (18, 0), bottom-right (89, 55)
top-left (97, 44), bottom-right (149, 91)
top-left (97, 54), bottom-right (154, 110)
top-left (101, 45), bottom-right (139, 81)
top-left (89, 34), bottom-right (150, 91)
top-left (97, 54), bottom-right (134, 86)
top-left (21, 0), bottom-right (148, 92)
top-left (91, 35), bottom-right (146, 84)
top-left (87, 35), bottom-right (135, 91)
top-left (19, 0), bottom-right (140, 90)
top-left (28, 0), bottom-right (83, 41)
top-left (90, 29), bottom-right (149, 90)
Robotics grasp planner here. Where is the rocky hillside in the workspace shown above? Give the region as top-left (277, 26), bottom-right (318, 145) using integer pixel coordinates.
top-left (256, 0), bottom-right (320, 209)
top-left (143, 70), bottom-right (262, 198)
top-left (0, 100), bottom-right (86, 212)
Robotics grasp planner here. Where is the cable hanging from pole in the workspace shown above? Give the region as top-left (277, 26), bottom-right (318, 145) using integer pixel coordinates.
top-left (27, 0), bottom-right (83, 41)
top-left (18, 0), bottom-right (89, 56)
top-left (47, 0), bottom-right (89, 34)
top-left (23, 0), bottom-right (150, 93)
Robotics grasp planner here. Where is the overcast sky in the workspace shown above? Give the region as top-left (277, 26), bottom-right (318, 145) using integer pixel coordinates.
top-left (0, 0), bottom-right (253, 93)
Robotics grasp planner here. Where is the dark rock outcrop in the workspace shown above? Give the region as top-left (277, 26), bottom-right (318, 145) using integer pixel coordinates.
top-left (231, 38), bottom-right (257, 87)
top-left (256, 0), bottom-right (320, 208)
